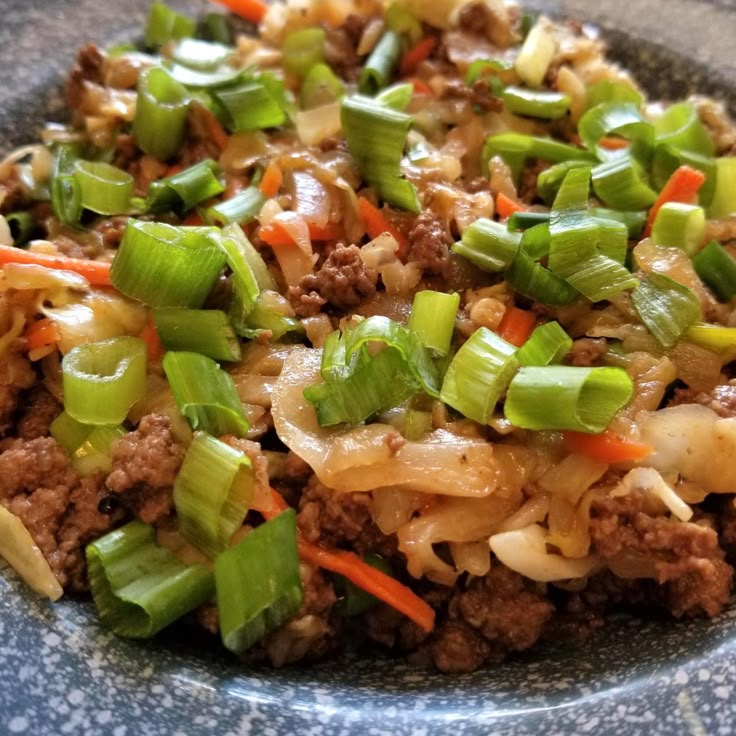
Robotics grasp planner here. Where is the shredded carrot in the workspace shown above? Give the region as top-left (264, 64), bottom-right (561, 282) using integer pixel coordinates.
top-left (497, 306), bottom-right (536, 347)
top-left (563, 429), bottom-right (654, 464)
top-left (357, 196), bottom-right (410, 258)
top-left (399, 36), bottom-right (437, 76)
top-left (138, 313), bottom-right (164, 362)
top-left (211, 0), bottom-right (268, 23)
top-left (598, 136), bottom-right (631, 151)
top-left (199, 105), bottom-right (230, 152)
top-left (182, 211), bottom-right (205, 226)
top-left (0, 245), bottom-right (112, 286)
top-left (165, 163), bottom-right (184, 177)
top-left (260, 221), bottom-right (343, 247)
top-left (643, 165), bottom-right (706, 238)
top-left (24, 318), bottom-right (60, 352)
top-left (410, 78), bottom-right (432, 96)
top-left (495, 192), bottom-right (526, 220)
top-left (255, 488), bottom-right (435, 633)
top-left (308, 222), bottom-right (343, 241)
top-left (259, 162), bottom-right (283, 199)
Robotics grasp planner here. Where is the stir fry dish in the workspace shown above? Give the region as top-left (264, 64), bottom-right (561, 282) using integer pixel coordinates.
top-left (2, 0), bottom-right (736, 673)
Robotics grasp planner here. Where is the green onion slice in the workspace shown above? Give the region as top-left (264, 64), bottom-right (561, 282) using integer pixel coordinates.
top-left (577, 102), bottom-right (654, 160)
top-left (376, 82), bottom-right (414, 111)
top-left (536, 160), bottom-right (593, 205)
top-left (163, 351), bottom-right (250, 437)
top-left (341, 95), bottom-right (419, 212)
top-left (154, 308), bottom-right (242, 362)
top-left (86, 521), bottom-right (214, 638)
top-left (72, 425), bottom-right (126, 476)
top-left (440, 327), bottom-right (519, 425)
top-left (300, 63), bottom-right (345, 109)
top-left (282, 27), bottom-right (326, 77)
top-left (502, 86), bottom-right (570, 120)
top-left (693, 240), bottom-right (736, 302)
top-left (62, 337), bottom-right (147, 425)
top-left (506, 248), bottom-right (578, 305)
top-left (708, 157), bottom-right (736, 219)
top-left (452, 218), bottom-right (521, 272)
top-left (591, 154), bottom-right (657, 210)
top-left (50, 411), bottom-right (93, 456)
top-left (466, 58), bottom-right (511, 85)
top-left (146, 159), bottom-right (224, 214)
top-left (516, 321), bottom-right (573, 366)
top-left (145, 1), bottom-right (196, 48)
top-left (174, 432), bottom-right (254, 559)
top-left (590, 206), bottom-right (647, 238)
top-left (631, 271), bottom-right (701, 348)
top-left (650, 202), bottom-right (706, 255)
top-left (507, 211), bottom-right (550, 232)
top-left (215, 509), bottom-right (303, 654)
top-left (359, 30), bottom-right (401, 95)
top-left (212, 80), bottom-right (288, 132)
top-left (72, 161), bottom-right (134, 216)
top-left (335, 553), bottom-right (393, 616)
top-left (172, 38), bottom-right (232, 71)
top-left (111, 221), bottom-right (227, 308)
top-left (585, 80), bottom-right (643, 111)
top-left (651, 145), bottom-right (716, 207)
top-left (134, 67), bottom-right (191, 161)
top-left (653, 101), bottom-right (715, 157)
top-left (6, 211), bottom-right (33, 245)
top-left (408, 290), bottom-right (459, 357)
top-left (505, 366), bottom-right (634, 433)
top-left (203, 186), bottom-right (265, 226)
top-left (385, 3), bottom-right (422, 43)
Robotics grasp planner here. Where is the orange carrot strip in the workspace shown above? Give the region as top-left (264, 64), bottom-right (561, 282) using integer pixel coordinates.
top-left (165, 163), bottom-right (184, 177)
top-left (24, 318), bottom-right (60, 351)
top-left (307, 222), bottom-right (342, 241)
top-left (138, 314), bottom-right (164, 362)
top-left (495, 192), bottom-right (526, 220)
top-left (0, 245), bottom-right (112, 286)
top-left (399, 37), bottom-right (437, 76)
top-left (182, 211), bottom-right (205, 226)
top-left (357, 196), bottom-right (410, 257)
top-left (200, 105), bottom-right (230, 151)
top-left (563, 429), bottom-right (653, 464)
top-left (643, 165), bottom-right (706, 238)
top-left (598, 136), bottom-right (631, 151)
top-left (212, 0), bottom-right (268, 23)
top-left (498, 306), bottom-right (536, 347)
top-left (410, 78), bottom-right (432, 96)
top-left (255, 489), bottom-right (435, 633)
top-left (259, 162), bottom-right (283, 199)
top-left (258, 222), bottom-right (294, 248)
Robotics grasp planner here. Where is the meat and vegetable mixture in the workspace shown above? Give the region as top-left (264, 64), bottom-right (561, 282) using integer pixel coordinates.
top-left (2, 0), bottom-right (736, 673)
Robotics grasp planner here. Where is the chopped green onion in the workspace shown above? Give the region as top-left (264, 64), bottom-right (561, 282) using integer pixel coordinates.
top-left (86, 521), bottom-right (214, 638)
top-left (111, 221), bottom-right (227, 308)
top-left (146, 159), bottom-right (224, 214)
top-left (577, 102), bottom-right (653, 159)
top-left (708, 157), bottom-right (736, 219)
top-left (359, 30), bottom-right (401, 95)
top-left (402, 407), bottom-right (433, 441)
top-left (519, 221), bottom-right (550, 260)
top-left (585, 80), bottom-right (643, 111)
top-left (590, 206), bottom-right (647, 238)
top-left (342, 95), bottom-right (419, 213)
top-left (452, 218), bottom-right (521, 272)
top-left (516, 321), bottom-right (573, 366)
top-left (385, 3), bottom-right (422, 43)
top-left (376, 82), bottom-right (414, 111)
top-left (50, 411), bottom-right (92, 456)
top-left (212, 80), bottom-right (287, 132)
top-left (654, 102), bottom-right (715, 157)
top-left (304, 346), bottom-right (418, 426)
top-left (300, 63), bottom-right (345, 109)
top-left (552, 164), bottom-right (590, 211)
top-left (5, 211), bottom-right (33, 245)
top-left (164, 62), bottom-right (244, 88)
top-left (282, 27), bottom-right (325, 77)
top-left (594, 217), bottom-right (628, 264)
top-left (174, 432), bottom-right (254, 559)
top-left (62, 337), bottom-right (147, 426)
top-left (408, 290), bottom-right (460, 356)
top-left (145, 1), bottom-right (196, 48)
top-left (650, 202), bottom-right (706, 255)
top-left (514, 21), bottom-right (556, 87)
top-left (163, 351), bottom-right (250, 436)
top-left (482, 133), bottom-right (595, 181)
top-left (72, 425), bottom-right (126, 476)
top-left (134, 67), bottom-right (191, 161)
top-left (631, 271), bottom-right (701, 348)
top-left (172, 38), bottom-right (232, 71)
top-left (536, 160), bottom-right (593, 205)
top-left (506, 248), bottom-right (578, 305)
top-left (51, 175), bottom-right (82, 227)
top-left (591, 154), bottom-right (657, 210)
top-left (239, 291), bottom-right (303, 341)
top-left (504, 366), bottom-right (633, 432)
top-left (72, 161), bottom-right (133, 216)
top-left (215, 509), bottom-right (303, 653)
top-left (204, 12), bottom-right (232, 45)
top-left (466, 58), bottom-right (511, 85)
top-left (203, 186), bottom-right (265, 226)
top-left (507, 211), bottom-right (550, 231)
top-left (685, 323), bottom-right (736, 354)
top-left (440, 327), bottom-right (519, 425)
top-left (651, 145), bottom-right (716, 207)
top-left (693, 240), bottom-right (736, 302)
top-left (335, 553), bottom-right (393, 616)
top-left (502, 86), bottom-right (570, 120)
top-left (154, 309), bottom-right (241, 362)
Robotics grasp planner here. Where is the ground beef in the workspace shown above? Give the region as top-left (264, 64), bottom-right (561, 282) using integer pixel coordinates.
top-left (718, 496), bottom-right (736, 562)
top-left (0, 169), bottom-right (27, 213)
top-left (458, 1), bottom-right (493, 34)
top-left (668, 380), bottom-right (736, 418)
top-left (590, 491), bottom-right (733, 618)
top-left (693, 96), bottom-right (736, 154)
top-left (93, 215), bottom-right (129, 250)
top-left (16, 385), bottom-right (62, 440)
top-left (297, 475), bottom-right (396, 557)
top-left (287, 244), bottom-right (377, 317)
top-left (362, 602), bottom-right (429, 651)
top-left (322, 15), bottom-right (366, 81)
top-left (567, 337), bottom-right (607, 367)
top-left (0, 349), bottom-right (35, 436)
top-left (106, 414), bottom-right (185, 524)
top-left (518, 159), bottom-right (549, 203)
top-left (0, 437), bottom-right (77, 499)
top-left (430, 621), bottom-right (491, 673)
top-left (440, 79), bottom-right (504, 113)
top-left (66, 43), bottom-right (106, 110)
top-left (407, 211), bottom-right (452, 276)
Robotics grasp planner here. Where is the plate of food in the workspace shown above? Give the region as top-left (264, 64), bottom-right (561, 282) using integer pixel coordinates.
top-left (1, 0), bottom-right (736, 734)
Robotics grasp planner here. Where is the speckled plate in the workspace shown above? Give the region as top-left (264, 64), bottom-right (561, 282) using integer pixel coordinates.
top-left (2, 2), bottom-right (736, 734)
